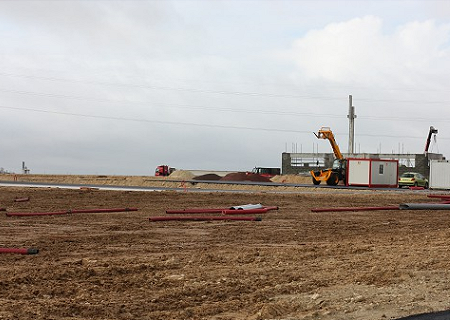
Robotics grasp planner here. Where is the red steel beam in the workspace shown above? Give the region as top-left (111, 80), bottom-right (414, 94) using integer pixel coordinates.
top-left (428, 194), bottom-right (450, 199)
top-left (6, 207), bottom-right (138, 217)
top-left (221, 208), bottom-right (269, 214)
top-left (149, 216), bottom-right (262, 222)
top-left (166, 206), bottom-right (279, 214)
top-left (0, 248), bottom-right (39, 255)
top-left (166, 208), bottom-right (226, 214)
top-left (260, 206), bottom-right (279, 211)
top-left (311, 206), bottom-right (399, 213)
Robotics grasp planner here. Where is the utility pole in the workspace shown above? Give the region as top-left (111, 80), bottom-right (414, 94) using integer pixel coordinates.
top-left (347, 95), bottom-right (356, 154)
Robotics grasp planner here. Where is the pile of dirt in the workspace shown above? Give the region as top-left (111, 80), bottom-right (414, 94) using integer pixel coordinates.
top-left (271, 174), bottom-right (311, 184)
top-left (220, 172), bottom-right (272, 182)
top-left (193, 173), bottom-right (222, 181)
top-left (168, 170), bottom-right (195, 180)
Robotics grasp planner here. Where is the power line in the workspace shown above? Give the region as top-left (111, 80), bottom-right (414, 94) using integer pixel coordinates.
top-left (0, 87), bottom-right (344, 118)
top-left (0, 105), bottom-right (312, 134)
top-left (0, 72), bottom-right (340, 100)
top-left (0, 87), bottom-right (448, 123)
top-left (1, 71), bottom-right (450, 105)
top-left (2, 68), bottom-right (450, 94)
top-left (1, 104), bottom-right (449, 140)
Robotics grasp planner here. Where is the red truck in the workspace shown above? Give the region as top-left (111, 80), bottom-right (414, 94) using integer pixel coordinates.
top-left (155, 165), bottom-right (176, 176)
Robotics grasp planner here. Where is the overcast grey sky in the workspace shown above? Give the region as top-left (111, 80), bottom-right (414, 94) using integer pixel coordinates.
top-left (0, 0), bottom-right (449, 175)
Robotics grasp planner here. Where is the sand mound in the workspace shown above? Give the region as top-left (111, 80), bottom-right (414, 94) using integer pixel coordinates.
top-left (271, 174), bottom-right (311, 184)
top-left (193, 174), bottom-right (222, 181)
top-left (220, 172), bottom-right (272, 182)
top-left (168, 170), bottom-right (195, 180)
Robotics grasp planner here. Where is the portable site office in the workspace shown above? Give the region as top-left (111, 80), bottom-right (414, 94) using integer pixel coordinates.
top-left (346, 158), bottom-right (398, 188)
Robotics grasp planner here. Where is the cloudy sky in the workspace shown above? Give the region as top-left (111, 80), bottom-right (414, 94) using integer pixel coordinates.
top-left (0, 0), bottom-right (449, 175)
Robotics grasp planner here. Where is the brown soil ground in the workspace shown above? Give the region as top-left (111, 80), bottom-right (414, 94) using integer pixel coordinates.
top-left (1, 175), bottom-right (450, 319)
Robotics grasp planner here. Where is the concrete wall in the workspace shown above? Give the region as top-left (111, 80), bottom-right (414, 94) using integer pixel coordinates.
top-left (282, 152), bottom-right (334, 175)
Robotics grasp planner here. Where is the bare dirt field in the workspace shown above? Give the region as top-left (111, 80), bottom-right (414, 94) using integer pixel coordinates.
top-left (1, 175), bottom-right (450, 320)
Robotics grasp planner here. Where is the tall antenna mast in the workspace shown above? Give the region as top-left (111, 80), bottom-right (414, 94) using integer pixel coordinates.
top-left (347, 95), bottom-right (357, 154)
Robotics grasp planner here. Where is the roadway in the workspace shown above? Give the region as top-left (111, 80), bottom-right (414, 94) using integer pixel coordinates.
top-left (0, 179), bottom-right (426, 194)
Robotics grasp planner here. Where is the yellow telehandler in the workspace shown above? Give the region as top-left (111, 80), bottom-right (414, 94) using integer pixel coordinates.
top-left (310, 127), bottom-right (346, 186)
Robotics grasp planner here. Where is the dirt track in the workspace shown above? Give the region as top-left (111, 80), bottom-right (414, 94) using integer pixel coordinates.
top-left (1, 178), bottom-right (450, 320)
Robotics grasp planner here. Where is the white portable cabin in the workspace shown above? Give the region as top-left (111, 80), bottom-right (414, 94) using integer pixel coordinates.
top-left (346, 158), bottom-right (398, 188)
top-left (429, 160), bottom-right (450, 189)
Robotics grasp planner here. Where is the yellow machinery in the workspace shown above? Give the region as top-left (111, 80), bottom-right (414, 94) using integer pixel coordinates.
top-left (310, 127), bottom-right (346, 186)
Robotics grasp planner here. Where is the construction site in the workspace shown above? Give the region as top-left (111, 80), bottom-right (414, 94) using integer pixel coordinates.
top-left (282, 97), bottom-right (445, 188)
top-left (2, 175), bottom-right (450, 320)
top-left (2, 98), bottom-right (450, 320)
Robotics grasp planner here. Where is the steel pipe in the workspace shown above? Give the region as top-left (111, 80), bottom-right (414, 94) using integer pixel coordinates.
top-left (66, 208), bottom-right (138, 214)
top-left (149, 216), bottom-right (262, 222)
top-left (427, 194), bottom-right (450, 199)
top-left (14, 197), bottom-right (30, 202)
top-left (0, 248), bottom-right (39, 255)
top-left (166, 208), bottom-right (225, 214)
top-left (262, 206), bottom-right (279, 211)
top-left (6, 207), bottom-right (138, 217)
top-left (399, 203), bottom-right (450, 210)
top-left (311, 206), bottom-right (399, 213)
top-left (166, 206), bottom-right (278, 214)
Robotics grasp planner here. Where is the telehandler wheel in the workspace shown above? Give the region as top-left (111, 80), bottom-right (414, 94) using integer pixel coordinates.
top-left (326, 173), bottom-right (339, 186)
top-left (312, 178), bottom-right (321, 185)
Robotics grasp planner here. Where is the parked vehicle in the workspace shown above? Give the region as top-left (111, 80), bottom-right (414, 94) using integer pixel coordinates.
top-left (251, 167), bottom-right (281, 178)
top-left (155, 165), bottom-right (176, 176)
top-left (398, 172), bottom-right (429, 188)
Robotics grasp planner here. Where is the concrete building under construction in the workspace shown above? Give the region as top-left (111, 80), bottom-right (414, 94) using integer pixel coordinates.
top-left (284, 96), bottom-right (444, 180)
top-left (282, 152), bottom-right (445, 179)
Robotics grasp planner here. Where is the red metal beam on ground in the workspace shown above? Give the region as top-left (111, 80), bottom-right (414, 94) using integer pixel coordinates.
top-left (149, 216), bottom-right (262, 222)
top-left (6, 207), bottom-right (138, 217)
top-left (166, 208), bottom-right (226, 214)
top-left (221, 208), bottom-right (269, 214)
top-left (166, 206), bottom-right (278, 214)
top-left (428, 194), bottom-right (450, 199)
top-left (0, 248), bottom-right (39, 255)
top-left (409, 186), bottom-right (424, 190)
